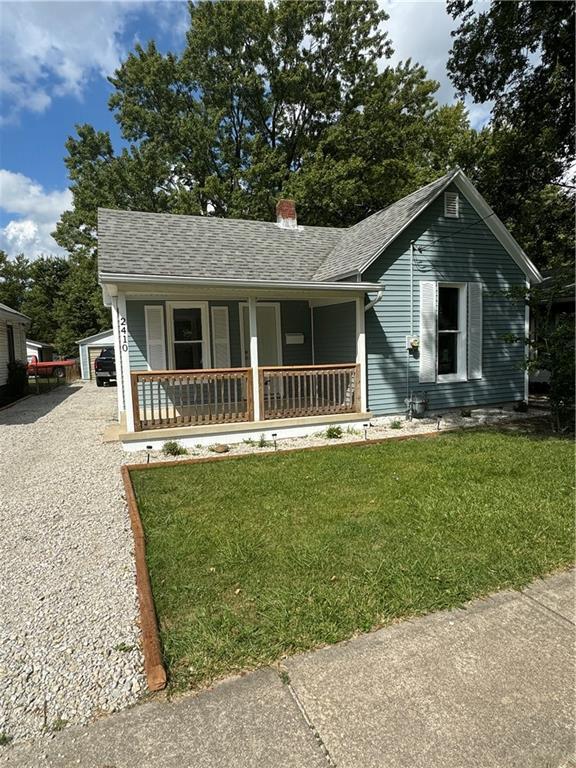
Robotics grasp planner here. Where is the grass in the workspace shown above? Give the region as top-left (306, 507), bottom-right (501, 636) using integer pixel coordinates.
top-left (131, 426), bottom-right (574, 692)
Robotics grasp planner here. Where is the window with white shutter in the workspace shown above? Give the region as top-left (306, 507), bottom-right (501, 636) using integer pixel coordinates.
top-left (145, 305), bottom-right (166, 371)
top-left (444, 191), bottom-right (459, 218)
top-left (419, 282), bottom-right (437, 383)
top-left (467, 283), bottom-right (483, 379)
top-left (420, 281), bottom-right (481, 383)
top-left (211, 306), bottom-right (231, 368)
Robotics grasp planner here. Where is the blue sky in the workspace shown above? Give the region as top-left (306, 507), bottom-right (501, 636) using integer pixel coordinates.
top-left (0, 0), bottom-right (490, 259)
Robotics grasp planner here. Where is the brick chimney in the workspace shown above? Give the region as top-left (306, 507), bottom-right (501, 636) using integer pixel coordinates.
top-left (276, 198), bottom-right (297, 229)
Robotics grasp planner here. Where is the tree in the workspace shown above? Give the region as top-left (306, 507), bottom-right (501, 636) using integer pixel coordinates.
top-left (447, 1), bottom-right (575, 272)
top-left (0, 252), bottom-right (30, 311)
top-left (447, 0), bottom-right (575, 179)
top-left (54, 252), bottom-right (110, 356)
top-left (21, 256), bottom-right (70, 343)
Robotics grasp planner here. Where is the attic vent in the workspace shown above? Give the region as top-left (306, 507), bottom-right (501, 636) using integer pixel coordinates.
top-left (444, 191), bottom-right (459, 218)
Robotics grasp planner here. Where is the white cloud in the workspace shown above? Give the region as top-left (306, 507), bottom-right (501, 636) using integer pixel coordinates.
top-left (382, 0), bottom-right (492, 128)
top-left (0, 170), bottom-right (72, 257)
top-left (0, 1), bottom-right (145, 123)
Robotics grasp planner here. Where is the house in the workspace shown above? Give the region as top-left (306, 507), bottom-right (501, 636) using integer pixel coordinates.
top-left (0, 303), bottom-right (30, 397)
top-left (97, 168), bottom-right (542, 451)
top-left (26, 339), bottom-right (54, 363)
top-left (77, 329), bottom-right (115, 380)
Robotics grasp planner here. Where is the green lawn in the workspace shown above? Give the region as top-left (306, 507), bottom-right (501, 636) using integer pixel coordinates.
top-left (131, 427), bottom-right (574, 691)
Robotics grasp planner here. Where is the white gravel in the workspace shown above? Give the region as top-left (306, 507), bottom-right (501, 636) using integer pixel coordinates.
top-left (0, 383), bottom-right (145, 745)
top-left (125, 403), bottom-right (544, 465)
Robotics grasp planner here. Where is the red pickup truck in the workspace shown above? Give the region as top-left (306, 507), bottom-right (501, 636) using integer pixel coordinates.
top-left (27, 355), bottom-right (77, 379)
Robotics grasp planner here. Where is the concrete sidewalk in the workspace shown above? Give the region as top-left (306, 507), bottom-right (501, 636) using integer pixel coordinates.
top-left (2, 570), bottom-right (574, 768)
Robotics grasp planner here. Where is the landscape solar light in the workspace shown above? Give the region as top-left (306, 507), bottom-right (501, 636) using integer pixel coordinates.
top-left (146, 445), bottom-right (153, 464)
top-left (271, 432), bottom-right (278, 450)
top-left (363, 423), bottom-right (368, 441)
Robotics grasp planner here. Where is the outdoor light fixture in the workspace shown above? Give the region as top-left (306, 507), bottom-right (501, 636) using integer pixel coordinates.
top-left (146, 445), bottom-right (153, 464)
top-left (271, 433), bottom-right (278, 450)
top-left (363, 423), bottom-right (369, 441)
top-left (436, 417), bottom-right (441, 431)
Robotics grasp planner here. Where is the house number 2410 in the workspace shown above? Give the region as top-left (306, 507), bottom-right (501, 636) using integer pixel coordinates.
top-left (120, 316), bottom-right (129, 352)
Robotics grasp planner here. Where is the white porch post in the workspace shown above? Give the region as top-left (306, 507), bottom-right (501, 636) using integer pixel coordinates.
top-left (356, 296), bottom-right (367, 413)
top-left (111, 295), bottom-right (125, 415)
top-left (117, 293), bottom-right (135, 432)
top-left (248, 296), bottom-right (260, 421)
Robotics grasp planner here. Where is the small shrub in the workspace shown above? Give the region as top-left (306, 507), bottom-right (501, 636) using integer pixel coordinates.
top-left (0, 733), bottom-right (12, 747)
top-left (242, 437), bottom-right (257, 446)
top-left (162, 441), bottom-right (187, 456)
top-left (258, 433), bottom-right (272, 447)
top-left (460, 408), bottom-right (472, 418)
top-left (51, 718), bottom-right (68, 733)
top-left (346, 426), bottom-right (362, 435)
top-left (6, 360), bottom-right (28, 398)
top-left (389, 419), bottom-right (403, 429)
top-left (326, 425), bottom-right (343, 439)
top-left (513, 400), bottom-right (529, 413)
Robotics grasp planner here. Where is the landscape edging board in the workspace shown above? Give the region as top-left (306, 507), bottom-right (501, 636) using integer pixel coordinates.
top-left (121, 465), bottom-right (167, 692)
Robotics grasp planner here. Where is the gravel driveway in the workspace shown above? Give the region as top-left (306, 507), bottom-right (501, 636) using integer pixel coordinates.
top-left (0, 383), bottom-right (144, 743)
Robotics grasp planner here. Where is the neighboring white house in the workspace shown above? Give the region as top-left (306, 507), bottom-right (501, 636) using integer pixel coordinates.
top-left (0, 303), bottom-right (30, 392)
top-left (77, 329), bottom-right (114, 380)
top-left (26, 339), bottom-right (54, 362)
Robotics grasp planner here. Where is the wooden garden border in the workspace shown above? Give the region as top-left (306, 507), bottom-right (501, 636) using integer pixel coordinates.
top-left (122, 426), bottom-right (461, 691)
top-left (121, 465), bottom-right (167, 691)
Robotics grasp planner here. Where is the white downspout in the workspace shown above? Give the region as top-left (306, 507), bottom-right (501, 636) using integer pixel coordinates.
top-left (410, 241), bottom-right (414, 336)
top-left (364, 288), bottom-right (385, 312)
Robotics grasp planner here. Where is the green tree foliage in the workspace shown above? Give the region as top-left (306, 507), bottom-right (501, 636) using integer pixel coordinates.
top-left (447, 0), bottom-right (575, 272)
top-left (0, 252), bottom-right (30, 311)
top-left (53, 252), bottom-right (110, 355)
top-left (21, 256), bottom-right (70, 343)
top-left (55, 0), bottom-right (480, 243)
top-left (447, 0), bottom-right (574, 175)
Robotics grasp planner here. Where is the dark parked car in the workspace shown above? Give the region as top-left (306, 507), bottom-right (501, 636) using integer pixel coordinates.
top-left (94, 347), bottom-right (117, 387)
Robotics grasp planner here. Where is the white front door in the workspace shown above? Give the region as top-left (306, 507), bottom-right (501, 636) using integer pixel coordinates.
top-left (240, 303), bottom-right (282, 367)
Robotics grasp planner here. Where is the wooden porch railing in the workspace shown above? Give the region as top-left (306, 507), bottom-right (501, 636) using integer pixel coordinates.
top-left (131, 368), bottom-right (253, 432)
top-left (259, 363), bottom-right (360, 420)
top-left (130, 363), bottom-right (360, 432)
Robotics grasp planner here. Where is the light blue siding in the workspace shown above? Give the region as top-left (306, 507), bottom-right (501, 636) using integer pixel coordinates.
top-left (313, 302), bottom-right (356, 364)
top-left (363, 183), bottom-right (526, 414)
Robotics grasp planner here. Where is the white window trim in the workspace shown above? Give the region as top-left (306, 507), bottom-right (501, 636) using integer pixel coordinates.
top-left (239, 302), bottom-right (283, 367)
top-left (166, 301), bottom-right (211, 370)
top-left (437, 283), bottom-right (467, 383)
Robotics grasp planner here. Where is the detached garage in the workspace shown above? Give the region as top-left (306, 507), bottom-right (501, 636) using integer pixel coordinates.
top-left (77, 329), bottom-right (114, 380)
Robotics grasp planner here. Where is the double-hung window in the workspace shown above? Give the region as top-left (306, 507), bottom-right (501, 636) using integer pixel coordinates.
top-left (168, 302), bottom-right (210, 370)
top-left (420, 281), bottom-right (482, 384)
top-left (437, 284), bottom-right (466, 381)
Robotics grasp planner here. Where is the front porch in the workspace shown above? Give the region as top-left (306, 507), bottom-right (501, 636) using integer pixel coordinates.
top-left (130, 362), bottom-right (361, 432)
top-left (106, 281), bottom-right (380, 448)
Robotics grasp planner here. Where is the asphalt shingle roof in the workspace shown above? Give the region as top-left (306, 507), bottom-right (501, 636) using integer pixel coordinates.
top-left (98, 209), bottom-right (343, 282)
top-left (98, 170), bottom-right (457, 283)
top-left (313, 170), bottom-right (457, 280)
